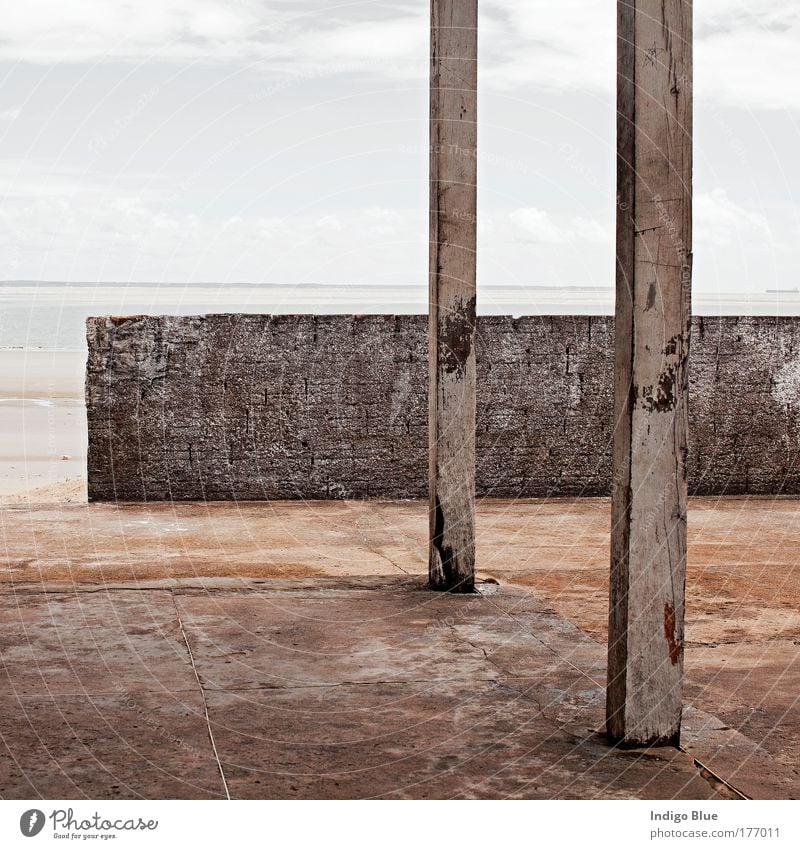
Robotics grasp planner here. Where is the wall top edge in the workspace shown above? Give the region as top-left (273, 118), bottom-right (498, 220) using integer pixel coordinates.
top-left (84, 314), bottom-right (797, 326)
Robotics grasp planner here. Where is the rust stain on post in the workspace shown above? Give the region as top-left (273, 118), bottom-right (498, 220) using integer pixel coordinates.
top-left (663, 602), bottom-right (681, 666)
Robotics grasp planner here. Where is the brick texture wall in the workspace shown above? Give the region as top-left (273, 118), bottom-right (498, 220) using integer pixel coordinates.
top-left (85, 314), bottom-right (800, 500)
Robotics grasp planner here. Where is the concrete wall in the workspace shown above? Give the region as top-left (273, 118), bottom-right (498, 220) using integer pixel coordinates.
top-left (86, 314), bottom-right (800, 500)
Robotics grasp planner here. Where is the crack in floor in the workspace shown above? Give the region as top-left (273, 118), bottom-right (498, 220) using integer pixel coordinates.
top-left (171, 590), bottom-right (230, 800)
top-left (344, 502), bottom-right (417, 577)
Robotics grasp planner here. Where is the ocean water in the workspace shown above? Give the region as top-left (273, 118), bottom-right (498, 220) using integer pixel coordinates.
top-left (1, 281), bottom-right (798, 352)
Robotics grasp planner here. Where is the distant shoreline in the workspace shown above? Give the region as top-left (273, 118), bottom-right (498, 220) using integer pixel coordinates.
top-left (3, 283), bottom-right (800, 352)
top-left (1, 280), bottom-right (615, 291)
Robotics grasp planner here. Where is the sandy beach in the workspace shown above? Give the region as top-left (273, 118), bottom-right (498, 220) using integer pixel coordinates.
top-left (0, 349), bottom-right (87, 503)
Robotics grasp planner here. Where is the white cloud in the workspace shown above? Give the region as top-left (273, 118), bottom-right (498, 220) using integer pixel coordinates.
top-left (315, 214), bottom-right (344, 232)
top-left (481, 0), bottom-right (615, 93)
top-left (696, 1), bottom-right (800, 110)
top-left (0, 168), bottom-right (426, 283)
top-left (570, 215), bottom-right (611, 245)
top-left (293, 12), bottom-right (426, 66)
top-left (365, 207), bottom-right (402, 236)
top-left (0, 107), bottom-right (22, 122)
top-left (2, 0), bottom-right (269, 63)
top-left (0, 1), bottom-right (422, 70)
top-left (508, 208), bottom-right (610, 246)
top-left (695, 188), bottom-right (773, 247)
top-left (509, 207), bottom-right (568, 243)
top-left (483, 0), bottom-right (800, 109)
top-left (3, 166), bottom-right (791, 293)
top-left (2, 1), bottom-right (800, 110)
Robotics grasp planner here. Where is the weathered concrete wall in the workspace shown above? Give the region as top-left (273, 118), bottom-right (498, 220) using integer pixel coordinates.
top-left (86, 314), bottom-right (800, 500)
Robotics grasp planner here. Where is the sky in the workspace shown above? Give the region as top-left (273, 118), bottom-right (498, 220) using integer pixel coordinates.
top-left (1, 0), bottom-right (799, 296)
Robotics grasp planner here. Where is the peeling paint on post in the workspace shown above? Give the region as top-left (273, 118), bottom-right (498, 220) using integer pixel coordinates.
top-left (428, 0), bottom-right (477, 593)
top-left (607, 0), bottom-right (693, 746)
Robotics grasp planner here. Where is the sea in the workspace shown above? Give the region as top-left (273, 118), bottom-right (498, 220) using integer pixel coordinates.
top-left (1, 280), bottom-right (799, 352)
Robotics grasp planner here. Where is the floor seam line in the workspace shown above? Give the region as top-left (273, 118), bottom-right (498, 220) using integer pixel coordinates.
top-left (171, 590), bottom-right (231, 801)
top-left (482, 594), bottom-right (606, 689)
top-left (199, 676), bottom-right (519, 692)
top-left (679, 746), bottom-right (752, 800)
top-left (8, 688), bottom-right (205, 699)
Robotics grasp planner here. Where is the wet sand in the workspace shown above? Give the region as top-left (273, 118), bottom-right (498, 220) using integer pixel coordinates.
top-left (0, 350), bottom-right (87, 502)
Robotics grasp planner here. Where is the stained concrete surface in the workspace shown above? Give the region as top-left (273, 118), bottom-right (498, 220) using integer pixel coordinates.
top-left (1, 497), bottom-right (798, 798)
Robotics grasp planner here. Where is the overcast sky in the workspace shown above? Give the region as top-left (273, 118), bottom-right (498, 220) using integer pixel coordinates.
top-left (1, 0), bottom-right (799, 296)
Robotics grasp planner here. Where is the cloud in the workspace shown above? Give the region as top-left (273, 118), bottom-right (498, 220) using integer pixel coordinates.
top-left (509, 208), bottom-right (610, 246)
top-left (2, 1), bottom-right (799, 110)
top-left (364, 207), bottom-right (403, 236)
top-left (0, 108), bottom-right (22, 122)
top-left (481, 0), bottom-right (615, 93)
top-left (2, 0), bottom-right (269, 63)
top-left (696, 1), bottom-right (800, 110)
top-left (0, 168), bottom-right (426, 283)
top-left (2, 166), bottom-right (789, 293)
top-left (509, 207), bottom-right (568, 243)
top-left (0, 1), bottom-right (421, 69)
top-left (571, 215), bottom-right (612, 245)
top-left (293, 12), bottom-right (426, 68)
top-left (695, 188), bottom-right (773, 247)
top-left (483, 0), bottom-right (800, 109)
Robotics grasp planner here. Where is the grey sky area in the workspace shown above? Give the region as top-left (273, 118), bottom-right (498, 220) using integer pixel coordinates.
top-left (1, 0), bottom-right (799, 294)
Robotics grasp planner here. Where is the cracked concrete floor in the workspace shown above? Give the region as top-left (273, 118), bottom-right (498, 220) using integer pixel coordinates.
top-left (1, 497), bottom-right (798, 799)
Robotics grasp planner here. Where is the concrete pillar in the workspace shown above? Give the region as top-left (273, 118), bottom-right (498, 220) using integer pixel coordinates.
top-left (428, 0), bottom-right (478, 593)
top-left (607, 0), bottom-right (693, 746)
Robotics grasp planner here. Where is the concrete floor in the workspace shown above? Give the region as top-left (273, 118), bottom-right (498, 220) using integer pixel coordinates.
top-left (1, 497), bottom-right (798, 799)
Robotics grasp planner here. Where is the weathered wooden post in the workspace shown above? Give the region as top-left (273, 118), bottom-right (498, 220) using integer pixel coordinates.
top-left (428, 0), bottom-right (478, 592)
top-left (606, 0), bottom-right (693, 746)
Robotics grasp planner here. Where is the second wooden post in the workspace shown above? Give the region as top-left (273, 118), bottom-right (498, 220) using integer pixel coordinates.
top-left (607, 0), bottom-right (693, 746)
